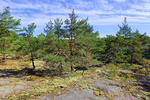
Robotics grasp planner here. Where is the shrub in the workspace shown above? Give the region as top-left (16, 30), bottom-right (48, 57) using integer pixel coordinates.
top-left (120, 63), bottom-right (131, 69)
top-left (43, 54), bottom-right (65, 68)
top-left (105, 64), bottom-right (120, 80)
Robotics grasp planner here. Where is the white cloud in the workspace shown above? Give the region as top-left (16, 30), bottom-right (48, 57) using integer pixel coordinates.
top-left (1, 0), bottom-right (150, 34)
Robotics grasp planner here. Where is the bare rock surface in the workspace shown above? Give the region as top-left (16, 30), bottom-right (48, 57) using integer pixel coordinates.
top-left (88, 79), bottom-right (139, 100)
top-left (55, 88), bottom-right (105, 100)
top-left (0, 77), bottom-right (36, 99)
top-left (40, 88), bottom-right (106, 100)
top-left (119, 69), bottom-right (133, 74)
top-left (39, 94), bottom-right (54, 100)
top-left (39, 78), bottom-right (140, 100)
top-left (88, 79), bottom-right (123, 96)
top-left (0, 70), bottom-right (146, 100)
top-left (0, 79), bottom-right (10, 85)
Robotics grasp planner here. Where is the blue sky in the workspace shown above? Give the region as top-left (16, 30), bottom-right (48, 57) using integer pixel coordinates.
top-left (1, 0), bottom-right (150, 37)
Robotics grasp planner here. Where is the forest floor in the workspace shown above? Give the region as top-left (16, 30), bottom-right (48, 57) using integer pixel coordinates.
top-left (0, 60), bottom-right (150, 100)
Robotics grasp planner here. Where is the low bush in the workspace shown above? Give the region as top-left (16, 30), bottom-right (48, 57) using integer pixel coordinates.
top-left (43, 54), bottom-right (65, 68)
top-left (104, 64), bottom-right (120, 80)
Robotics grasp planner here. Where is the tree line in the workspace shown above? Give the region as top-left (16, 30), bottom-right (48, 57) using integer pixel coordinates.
top-left (0, 7), bottom-right (150, 71)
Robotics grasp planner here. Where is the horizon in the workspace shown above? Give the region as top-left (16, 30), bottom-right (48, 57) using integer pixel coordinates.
top-left (1, 0), bottom-right (150, 37)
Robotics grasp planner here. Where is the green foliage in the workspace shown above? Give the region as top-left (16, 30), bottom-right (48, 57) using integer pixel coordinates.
top-left (20, 23), bottom-right (37, 69)
top-left (0, 7), bottom-right (21, 60)
top-left (0, 6), bottom-right (150, 73)
top-left (101, 18), bottom-right (146, 64)
top-left (1, 7), bottom-right (150, 100)
top-left (43, 55), bottom-right (65, 67)
top-left (103, 35), bottom-right (127, 63)
top-left (105, 64), bottom-right (120, 79)
top-left (54, 18), bottom-right (65, 38)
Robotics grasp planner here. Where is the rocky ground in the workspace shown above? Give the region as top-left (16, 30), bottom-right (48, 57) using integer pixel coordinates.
top-left (39, 78), bottom-right (140, 100)
top-left (0, 72), bottom-right (150, 100)
top-left (0, 60), bottom-right (150, 100)
top-left (0, 76), bottom-right (37, 99)
top-left (0, 69), bottom-right (150, 100)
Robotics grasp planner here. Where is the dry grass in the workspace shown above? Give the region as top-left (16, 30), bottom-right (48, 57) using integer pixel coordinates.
top-left (0, 60), bottom-right (100, 100)
top-left (1, 60), bottom-right (149, 100)
top-left (0, 60), bottom-right (20, 69)
top-left (6, 70), bottom-right (100, 100)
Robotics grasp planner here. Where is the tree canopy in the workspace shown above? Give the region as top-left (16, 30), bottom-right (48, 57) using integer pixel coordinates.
top-left (0, 7), bottom-right (150, 69)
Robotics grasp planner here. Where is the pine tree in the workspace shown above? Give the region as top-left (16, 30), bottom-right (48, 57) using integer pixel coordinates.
top-left (0, 7), bottom-right (20, 62)
top-left (75, 18), bottom-right (98, 56)
top-left (54, 18), bottom-right (65, 39)
top-left (103, 35), bottom-right (126, 63)
top-left (65, 9), bottom-right (78, 56)
top-left (22, 23), bottom-right (37, 70)
top-left (117, 17), bottom-right (132, 38)
top-left (54, 18), bottom-right (66, 55)
top-left (44, 20), bottom-right (57, 53)
top-left (116, 17), bottom-right (144, 64)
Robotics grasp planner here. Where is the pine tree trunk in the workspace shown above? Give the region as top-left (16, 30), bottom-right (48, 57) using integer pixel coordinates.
top-left (70, 32), bottom-right (74, 56)
top-left (30, 51), bottom-right (35, 70)
top-left (2, 40), bottom-right (6, 62)
top-left (131, 54), bottom-right (133, 64)
top-left (71, 64), bottom-right (74, 72)
top-left (2, 54), bottom-right (6, 62)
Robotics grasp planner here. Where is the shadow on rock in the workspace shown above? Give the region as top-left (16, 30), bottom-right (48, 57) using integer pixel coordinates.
top-left (0, 68), bottom-right (61, 78)
top-left (134, 75), bottom-right (150, 92)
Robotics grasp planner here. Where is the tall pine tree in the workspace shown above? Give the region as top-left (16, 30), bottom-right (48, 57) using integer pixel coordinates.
top-left (0, 7), bottom-right (20, 62)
